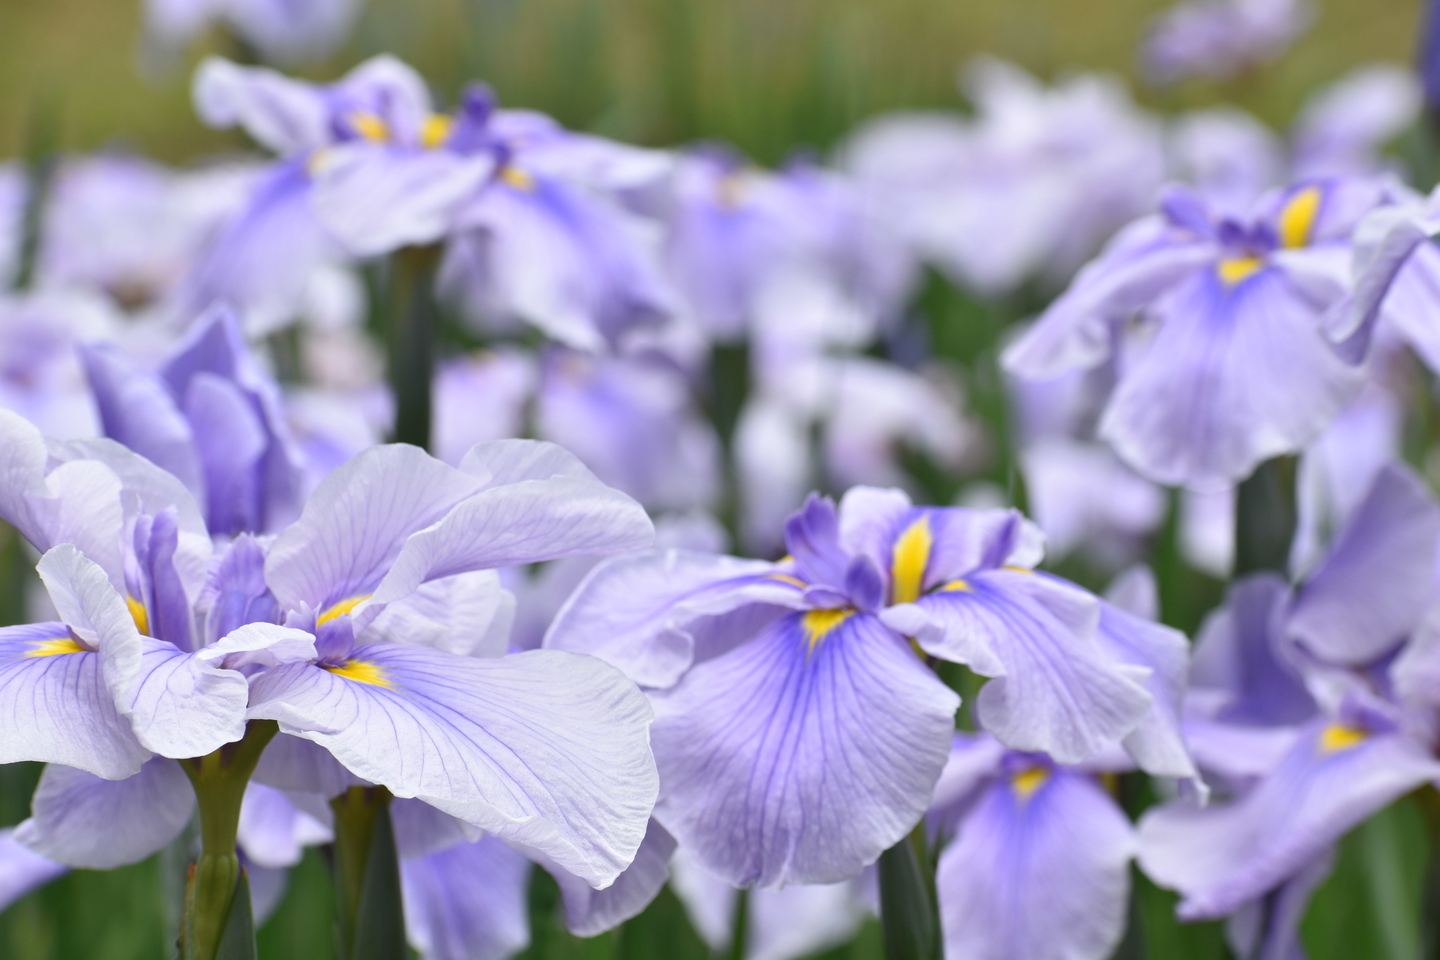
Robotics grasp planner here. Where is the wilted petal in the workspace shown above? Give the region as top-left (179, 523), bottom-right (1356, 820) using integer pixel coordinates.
top-left (936, 766), bottom-right (1136, 960)
top-left (402, 835), bottom-right (532, 960)
top-left (885, 570), bottom-right (1151, 764)
top-left (1138, 721), bottom-right (1440, 918)
top-left (1287, 463), bottom-right (1440, 665)
top-left (545, 549), bottom-right (802, 688)
top-left (649, 610), bottom-right (959, 887)
top-left (14, 758), bottom-right (193, 869)
top-left (0, 828), bottom-right (67, 911)
top-left (248, 644), bottom-right (657, 887)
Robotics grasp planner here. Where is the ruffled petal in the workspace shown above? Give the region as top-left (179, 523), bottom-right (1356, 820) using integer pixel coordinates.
top-left (13, 758), bottom-right (194, 869)
top-left (545, 817), bottom-right (677, 936)
top-left (247, 644), bottom-right (658, 887)
top-left (649, 610), bottom-right (959, 887)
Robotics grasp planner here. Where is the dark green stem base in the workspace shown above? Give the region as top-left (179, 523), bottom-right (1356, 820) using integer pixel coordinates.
top-left (877, 825), bottom-right (940, 960)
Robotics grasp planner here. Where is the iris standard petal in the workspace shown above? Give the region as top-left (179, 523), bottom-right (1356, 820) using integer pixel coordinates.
top-left (545, 548), bottom-right (805, 688)
top-left (886, 570), bottom-right (1151, 764)
top-left (1138, 721), bottom-right (1440, 918)
top-left (247, 644), bottom-right (658, 887)
top-left (936, 767), bottom-right (1136, 960)
top-left (1287, 463), bottom-right (1440, 665)
top-left (14, 758), bottom-right (194, 869)
top-left (401, 835), bottom-right (532, 960)
top-left (649, 610), bottom-right (959, 887)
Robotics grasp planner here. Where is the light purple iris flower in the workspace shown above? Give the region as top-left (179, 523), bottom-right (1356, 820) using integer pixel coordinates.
top-left (81, 306), bottom-right (306, 537)
top-left (546, 487), bottom-right (1174, 887)
top-left (145, 0), bottom-right (362, 66)
top-left (1004, 178), bottom-right (1383, 490)
top-left (1140, 464), bottom-right (1440, 944)
top-left (0, 289), bottom-right (120, 439)
top-left (1141, 0), bottom-right (1311, 85)
top-left (0, 397), bottom-right (662, 887)
top-left (841, 58), bottom-right (1164, 296)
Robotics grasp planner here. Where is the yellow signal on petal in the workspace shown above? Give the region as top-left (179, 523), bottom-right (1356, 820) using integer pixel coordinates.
top-left (1319, 722), bottom-right (1366, 754)
top-left (421, 114), bottom-right (453, 149)
top-left (941, 579), bottom-right (971, 593)
top-left (318, 594), bottom-right (372, 626)
top-left (501, 166), bottom-right (536, 191)
top-left (24, 636), bottom-right (86, 658)
top-left (325, 659), bottom-right (396, 690)
top-left (126, 595), bottom-right (150, 636)
top-left (768, 574), bottom-right (806, 588)
top-left (891, 516), bottom-right (933, 605)
top-left (1279, 186), bottom-right (1322, 249)
top-left (1012, 766), bottom-right (1050, 801)
top-left (349, 111), bottom-right (390, 142)
top-left (801, 608), bottom-right (853, 653)
top-left (1218, 256), bottom-right (1263, 287)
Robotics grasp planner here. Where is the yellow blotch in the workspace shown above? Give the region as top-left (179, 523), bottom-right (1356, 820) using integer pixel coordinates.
top-left (1012, 766), bottom-right (1050, 801)
top-left (1319, 722), bottom-right (1366, 754)
top-left (126, 595), bottom-right (150, 636)
top-left (1279, 186), bottom-right (1322, 249)
top-left (325, 659), bottom-right (396, 690)
top-left (1217, 256), bottom-right (1263, 287)
top-left (24, 637), bottom-right (86, 658)
top-left (890, 517), bottom-right (933, 605)
top-left (801, 608), bottom-right (853, 652)
top-left (421, 114), bottom-right (453, 149)
top-left (349, 111), bottom-right (389, 142)
top-left (318, 594), bottom-right (372, 626)
top-left (1002, 565), bottom-right (1033, 574)
top-left (501, 166), bottom-right (536, 192)
top-left (768, 574), bottom-right (806, 588)
top-left (941, 579), bottom-right (972, 593)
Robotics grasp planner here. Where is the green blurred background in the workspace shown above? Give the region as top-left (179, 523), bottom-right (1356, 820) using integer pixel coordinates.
top-left (0, 0), bottom-right (1434, 957)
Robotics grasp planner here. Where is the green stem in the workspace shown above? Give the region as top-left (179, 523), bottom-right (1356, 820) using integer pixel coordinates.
top-left (178, 720), bottom-right (278, 960)
top-left (1233, 456), bottom-right (1297, 578)
top-left (877, 823), bottom-right (939, 960)
top-left (387, 244), bottom-right (443, 451)
top-left (329, 785), bottom-right (401, 959)
top-left (725, 887), bottom-right (750, 960)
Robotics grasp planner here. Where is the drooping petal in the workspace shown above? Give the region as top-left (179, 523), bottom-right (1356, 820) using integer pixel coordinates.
top-left (884, 570), bottom-right (1151, 764)
top-left (1138, 721), bottom-right (1440, 918)
top-left (0, 621), bottom-right (150, 779)
top-left (0, 828), bottom-right (67, 911)
top-left (251, 732), bottom-right (370, 798)
top-left (1287, 463), bottom-right (1440, 665)
top-left (247, 644), bottom-right (658, 887)
top-left (401, 835), bottom-right (533, 960)
top-left (192, 57), bottom-right (330, 156)
top-left (648, 610), bottom-right (959, 887)
top-left (391, 798), bottom-right (481, 860)
top-left (543, 818), bottom-right (677, 936)
top-left (1225, 848), bottom-right (1335, 960)
top-left (237, 782), bottom-right (333, 869)
top-left (13, 758), bottom-right (194, 869)
top-left (936, 766), bottom-right (1136, 960)
top-left (544, 549), bottom-right (803, 688)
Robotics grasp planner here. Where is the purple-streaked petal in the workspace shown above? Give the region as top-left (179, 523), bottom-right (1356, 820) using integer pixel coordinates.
top-left (1287, 463), bottom-right (1440, 665)
top-left (936, 766), bottom-right (1135, 960)
top-left (1190, 574), bottom-right (1315, 726)
top-left (402, 835), bottom-right (532, 960)
top-left (1138, 721), bottom-right (1440, 918)
top-left (237, 782), bottom-right (333, 869)
top-left (252, 732), bottom-right (370, 797)
top-left (263, 444), bottom-right (484, 612)
top-left (14, 758), bottom-right (193, 869)
top-left (0, 622), bottom-right (149, 778)
top-left (0, 828), bottom-right (67, 911)
top-left (543, 818), bottom-right (677, 936)
top-left (1101, 266), bottom-right (1360, 490)
top-left (362, 570), bottom-right (515, 659)
top-left (649, 610), bottom-right (959, 887)
top-left (247, 644), bottom-right (658, 887)
top-left (544, 549), bottom-right (804, 688)
top-left (885, 571), bottom-right (1151, 764)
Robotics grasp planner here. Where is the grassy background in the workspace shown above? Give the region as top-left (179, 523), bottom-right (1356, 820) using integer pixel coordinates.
top-left (0, 0), bottom-right (1435, 957)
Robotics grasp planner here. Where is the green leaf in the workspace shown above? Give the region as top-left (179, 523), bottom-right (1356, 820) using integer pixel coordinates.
top-left (877, 833), bottom-right (939, 960)
top-left (351, 801), bottom-right (408, 960)
top-left (212, 871), bottom-right (257, 960)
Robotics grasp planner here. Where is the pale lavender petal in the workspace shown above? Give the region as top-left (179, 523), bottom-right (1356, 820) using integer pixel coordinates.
top-left (1287, 463), bottom-right (1440, 665)
top-left (237, 781), bottom-right (333, 869)
top-left (193, 57), bottom-right (330, 155)
top-left (748, 879), bottom-right (871, 960)
top-left (1190, 574), bottom-right (1314, 726)
top-left (1393, 609), bottom-right (1440, 716)
top-left (247, 865), bottom-right (288, 927)
top-left (1322, 203), bottom-right (1436, 355)
top-left (391, 798), bottom-right (480, 860)
top-left (183, 372), bottom-right (269, 537)
top-left (1225, 847), bottom-right (1335, 960)
top-left (0, 622), bottom-right (149, 778)
top-left (544, 818), bottom-right (676, 936)
top-left (14, 758), bottom-right (193, 869)
top-left (885, 571), bottom-right (1152, 764)
top-left (927, 733), bottom-right (1008, 817)
top-left (1102, 266), bottom-right (1359, 490)
top-left (402, 835), bottom-right (532, 960)
top-left (0, 408), bottom-right (56, 552)
top-left (668, 847), bottom-right (737, 951)
top-left (544, 549), bottom-right (803, 688)
top-left (362, 570), bottom-right (515, 659)
top-left (1138, 721), bottom-right (1440, 918)
top-left (0, 829), bottom-right (67, 911)
top-left (252, 732), bottom-right (369, 797)
top-left (248, 644), bottom-right (658, 887)
top-left (936, 766), bottom-right (1135, 960)
top-left (649, 610), bottom-right (959, 887)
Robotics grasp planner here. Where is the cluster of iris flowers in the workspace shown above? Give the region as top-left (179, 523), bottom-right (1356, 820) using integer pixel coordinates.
top-left (3, 0), bottom-right (1440, 959)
